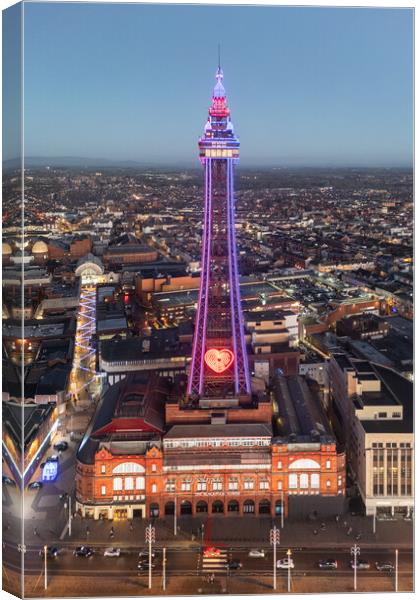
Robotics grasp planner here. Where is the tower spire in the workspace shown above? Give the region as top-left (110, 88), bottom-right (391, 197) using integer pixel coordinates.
top-left (218, 43), bottom-right (221, 70)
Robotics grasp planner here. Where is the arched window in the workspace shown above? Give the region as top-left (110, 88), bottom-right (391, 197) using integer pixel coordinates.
top-left (112, 462), bottom-right (145, 474)
top-left (125, 477), bottom-right (134, 490)
top-left (289, 459), bottom-right (321, 470)
top-left (113, 477), bottom-right (122, 491)
top-left (151, 483), bottom-right (157, 493)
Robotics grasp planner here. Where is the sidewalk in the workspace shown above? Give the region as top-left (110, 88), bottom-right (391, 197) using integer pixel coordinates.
top-left (59, 513), bottom-right (413, 550)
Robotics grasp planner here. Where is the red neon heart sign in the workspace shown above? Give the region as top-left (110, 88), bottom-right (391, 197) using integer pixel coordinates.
top-left (204, 348), bottom-right (234, 374)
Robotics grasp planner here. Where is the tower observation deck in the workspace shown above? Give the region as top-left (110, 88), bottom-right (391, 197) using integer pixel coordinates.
top-left (187, 67), bottom-right (251, 405)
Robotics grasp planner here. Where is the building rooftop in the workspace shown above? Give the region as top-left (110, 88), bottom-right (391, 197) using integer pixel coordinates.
top-left (273, 375), bottom-right (335, 444)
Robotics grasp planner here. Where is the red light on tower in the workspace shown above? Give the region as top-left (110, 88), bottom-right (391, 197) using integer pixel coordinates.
top-left (204, 348), bottom-right (234, 374)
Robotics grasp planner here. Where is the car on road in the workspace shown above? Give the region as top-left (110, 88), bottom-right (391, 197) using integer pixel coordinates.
top-left (39, 547), bottom-right (59, 558)
top-left (248, 549), bottom-right (265, 558)
top-left (104, 547), bottom-right (121, 557)
top-left (2, 476), bottom-right (15, 486)
top-left (227, 560), bottom-right (242, 570)
top-left (203, 547), bottom-right (221, 558)
top-left (349, 559), bottom-right (370, 570)
top-left (28, 481), bottom-right (43, 490)
top-left (138, 549), bottom-right (156, 559)
top-left (277, 558), bottom-right (295, 569)
top-left (375, 561), bottom-right (394, 572)
top-left (74, 546), bottom-right (94, 558)
top-left (54, 441), bottom-right (68, 452)
top-left (137, 561), bottom-right (156, 571)
top-left (318, 559), bottom-right (338, 570)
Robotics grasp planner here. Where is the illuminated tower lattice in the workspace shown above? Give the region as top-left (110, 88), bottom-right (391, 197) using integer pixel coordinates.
top-left (188, 66), bottom-right (251, 402)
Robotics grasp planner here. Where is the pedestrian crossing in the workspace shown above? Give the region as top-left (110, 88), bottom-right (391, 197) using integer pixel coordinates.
top-left (201, 549), bottom-right (228, 573)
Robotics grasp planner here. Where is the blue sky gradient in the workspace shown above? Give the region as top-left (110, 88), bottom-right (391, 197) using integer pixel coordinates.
top-left (21, 3), bottom-right (413, 167)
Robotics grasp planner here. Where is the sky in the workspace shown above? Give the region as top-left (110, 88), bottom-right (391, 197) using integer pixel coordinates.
top-left (6, 2), bottom-right (414, 166)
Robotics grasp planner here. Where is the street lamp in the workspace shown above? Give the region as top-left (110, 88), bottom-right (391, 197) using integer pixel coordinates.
top-left (280, 491), bottom-right (285, 529)
top-left (145, 523), bottom-right (156, 590)
top-left (173, 495), bottom-right (177, 536)
top-left (63, 493), bottom-right (72, 537)
top-left (270, 525), bottom-right (280, 590)
top-left (395, 549), bottom-right (399, 592)
top-left (350, 544), bottom-right (360, 591)
top-left (286, 549), bottom-right (292, 592)
top-left (162, 547), bottom-right (167, 591)
top-left (44, 545), bottom-right (48, 590)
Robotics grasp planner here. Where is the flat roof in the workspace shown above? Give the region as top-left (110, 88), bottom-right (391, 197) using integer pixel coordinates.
top-left (164, 423), bottom-right (272, 439)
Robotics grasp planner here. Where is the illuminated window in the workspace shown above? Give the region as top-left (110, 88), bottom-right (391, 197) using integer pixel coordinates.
top-left (244, 479), bottom-right (254, 490)
top-left (166, 479), bottom-right (175, 492)
top-left (289, 474), bottom-right (298, 489)
top-left (228, 479), bottom-right (238, 491)
top-left (113, 477), bottom-right (122, 491)
top-left (277, 461), bottom-right (282, 470)
top-left (326, 460), bottom-right (331, 469)
top-left (300, 474), bottom-right (309, 489)
top-left (125, 477), bottom-right (134, 491)
top-left (151, 483), bottom-right (157, 493)
top-left (212, 479), bottom-right (222, 491)
top-left (101, 465), bottom-right (106, 474)
top-left (259, 479), bottom-right (269, 490)
top-left (277, 480), bottom-right (283, 490)
top-left (310, 474), bottom-right (320, 489)
top-left (101, 485), bottom-right (106, 496)
top-left (181, 480), bottom-right (191, 492)
top-left (152, 464), bottom-right (157, 472)
top-left (326, 480), bottom-right (331, 488)
top-left (135, 477), bottom-right (145, 490)
top-left (197, 480), bottom-right (207, 492)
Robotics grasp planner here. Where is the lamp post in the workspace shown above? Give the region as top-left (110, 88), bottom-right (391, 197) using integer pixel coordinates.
top-left (162, 547), bottom-right (166, 592)
top-left (350, 544), bottom-right (360, 591)
top-left (372, 506), bottom-right (376, 534)
top-left (286, 549), bottom-right (292, 592)
top-left (395, 549), bottom-right (398, 592)
top-left (63, 494), bottom-right (72, 537)
top-left (281, 491), bottom-right (284, 529)
top-left (270, 525), bottom-right (280, 590)
top-left (145, 523), bottom-right (155, 590)
top-left (174, 496), bottom-right (177, 536)
top-left (44, 545), bottom-right (47, 590)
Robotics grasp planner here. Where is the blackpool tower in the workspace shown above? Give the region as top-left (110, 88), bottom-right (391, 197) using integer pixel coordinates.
top-left (188, 66), bottom-right (251, 403)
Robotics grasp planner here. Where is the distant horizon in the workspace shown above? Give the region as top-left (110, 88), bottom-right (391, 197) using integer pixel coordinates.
top-left (3, 155), bottom-right (414, 171)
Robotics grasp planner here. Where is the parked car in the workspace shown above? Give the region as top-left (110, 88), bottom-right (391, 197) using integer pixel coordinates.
top-left (375, 562), bottom-right (394, 572)
top-left (54, 441), bottom-right (68, 452)
top-left (350, 559), bottom-right (370, 570)
top-left (227, 560), bottom-right (242, 570)
top-left (277, 558), bottom-right (295, 569)
top-left (28, 481), bottom-right (43, 490)
top-left (74, 546), bottom-right (94, 558)
top-left (318, 559), bottom-right (338, 570)
top-left (203, 547), bottom-right (221, 558)
top-left (248, 549), bottom-right (265, 558)
top-left (104, 547), bottom-right (121, 557)
top-left (39, 547), bottom-right (59, 558)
